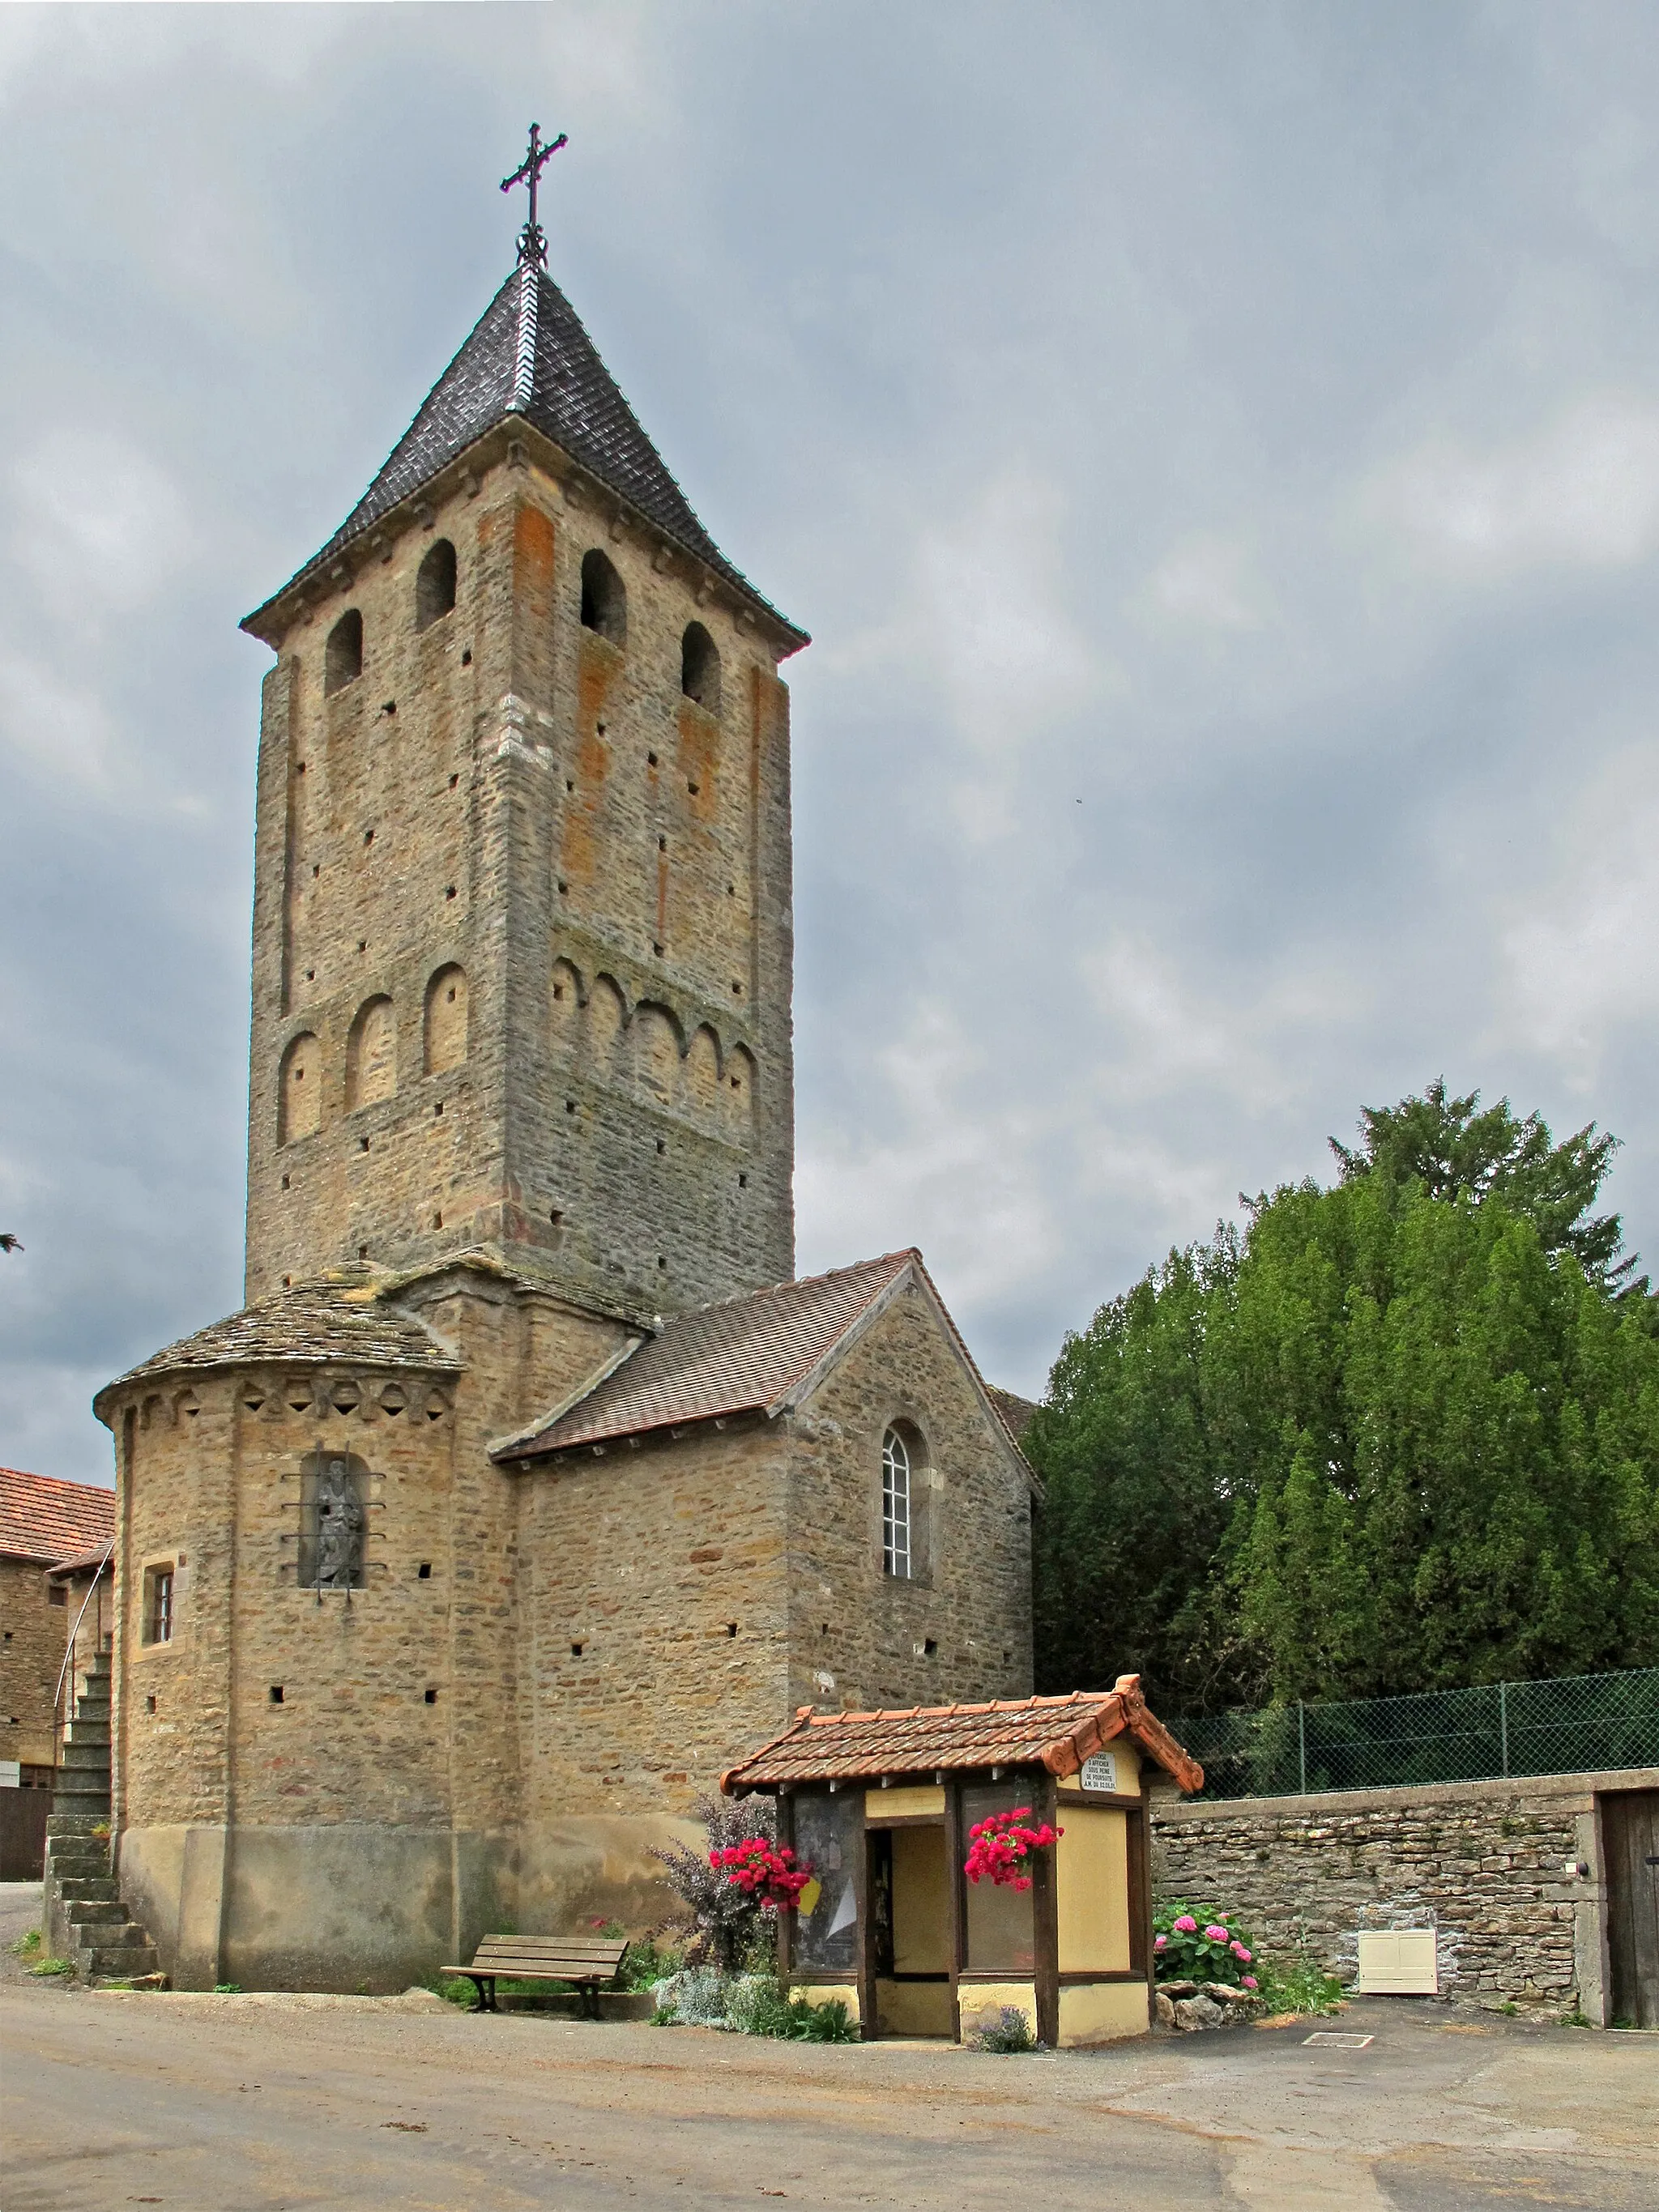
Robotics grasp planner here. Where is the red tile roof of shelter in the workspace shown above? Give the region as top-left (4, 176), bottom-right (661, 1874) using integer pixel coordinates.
top-left (498, 1251), bottom-right (1007, 1463)
top-left (0, 1468), bottom-right (116, 1566)
top-left (721, 1677), bottom-right (1204, 1796)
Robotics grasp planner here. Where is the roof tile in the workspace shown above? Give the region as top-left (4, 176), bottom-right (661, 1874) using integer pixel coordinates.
top-left (496, 1253), bottom-right (915, 1461)
top-left (95, 1278), bottom-right (460, 1416)
top-left (247, 266), bottom-right (805, 643)
top-left (0, 1468), bottom-right (116, 1566)
top-left (721, 1679), bottom-right (1205, 1795)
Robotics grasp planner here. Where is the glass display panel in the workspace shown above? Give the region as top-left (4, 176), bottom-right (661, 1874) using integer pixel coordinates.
top-left (962, 1780), bottom-right (1038, 1974)
top-left (791, 1790), bottom-right (863, 1973)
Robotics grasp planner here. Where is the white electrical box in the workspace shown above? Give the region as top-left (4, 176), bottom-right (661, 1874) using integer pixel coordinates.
top-left (1355, 1929), bottom-right (1439, 1994)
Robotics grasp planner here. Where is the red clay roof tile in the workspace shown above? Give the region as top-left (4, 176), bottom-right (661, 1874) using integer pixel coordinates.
top-left (721, 1677), bottom-right (1204, 1795)
top-left (0, 1468), bottom-right (116, 1566)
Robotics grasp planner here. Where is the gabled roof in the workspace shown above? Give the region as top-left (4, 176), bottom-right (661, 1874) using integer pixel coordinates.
top-left (244, 263), bottom-right (806, 647)
top-left (0, 1468), bottom-right (115, 1566)
top-left (494, 1252), bottom-right (918, 1462)
top-left (93, 1277), bottom-right (461, 1421)
top-left (722, 1678), bottom-right (1205, 1796)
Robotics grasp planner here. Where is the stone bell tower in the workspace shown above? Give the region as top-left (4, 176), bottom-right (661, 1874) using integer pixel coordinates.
top-left (239, 186), bottom-right (808, 1320)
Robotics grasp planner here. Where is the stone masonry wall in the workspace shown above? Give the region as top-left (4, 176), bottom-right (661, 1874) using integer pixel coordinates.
top-left (1150, 1771), bottom-right (1633, 2017)
top-left (518, 1417), bottom-right (789, 1825)
top-left (1, 1554), bottom-right (65, 1772)
top-left (786, 1281), bottom-right (1035, 1717)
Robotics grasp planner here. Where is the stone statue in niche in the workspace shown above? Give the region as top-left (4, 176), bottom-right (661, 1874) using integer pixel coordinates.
top-left (315, 1458), bottom-right (364, 1588)
top-left (300, 1451), bottom-right (367, 1590)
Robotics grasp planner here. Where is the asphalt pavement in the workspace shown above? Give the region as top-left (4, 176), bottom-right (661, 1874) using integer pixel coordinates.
top-left (3, 1880), bottom-right (1656, 2210)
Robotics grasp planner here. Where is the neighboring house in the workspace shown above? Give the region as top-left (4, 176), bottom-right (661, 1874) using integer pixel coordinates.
top-left (0, 1468), bottom-right (116, 1784)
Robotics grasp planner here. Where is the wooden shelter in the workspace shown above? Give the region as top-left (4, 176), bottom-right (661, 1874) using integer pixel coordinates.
top-left (722, 1677), bottom-right (1204, 2045)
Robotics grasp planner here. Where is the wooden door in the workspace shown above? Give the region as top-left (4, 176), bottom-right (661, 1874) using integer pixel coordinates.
top-left (1603, 1790), bottom-right (1659, 2030)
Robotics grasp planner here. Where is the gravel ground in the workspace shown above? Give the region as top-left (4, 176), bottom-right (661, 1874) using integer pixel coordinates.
top-left (4, 1882), bottom-right (1656, 2210)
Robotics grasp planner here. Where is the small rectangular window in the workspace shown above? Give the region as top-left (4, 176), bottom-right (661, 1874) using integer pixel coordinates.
top-left (48, 1584), bottom-right (66, 1607)
top-left (143, 1566), bottom-right (174, 1647)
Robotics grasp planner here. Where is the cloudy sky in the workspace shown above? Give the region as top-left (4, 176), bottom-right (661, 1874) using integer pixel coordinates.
top-left (5, 3), bottom-right (1659, 1485)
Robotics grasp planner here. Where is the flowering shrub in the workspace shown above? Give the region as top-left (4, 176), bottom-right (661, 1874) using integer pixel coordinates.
top-left (653, 1793), bottom-right (780, 1970)
top-left (711, 1838), bottom-right (814, 1910)
top-left (1152, 1899), bottom-right (1258, 1990)
top-left (963, 1808), bottom-right (1063, 1891)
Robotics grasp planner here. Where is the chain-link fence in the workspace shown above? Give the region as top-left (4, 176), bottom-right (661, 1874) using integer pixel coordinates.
top-left (1168, 1666), bottom-right (1659, 1800)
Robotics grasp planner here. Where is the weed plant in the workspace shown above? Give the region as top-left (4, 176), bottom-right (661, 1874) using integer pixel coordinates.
top-left (971, 2006), bottom-right (1037, 2054)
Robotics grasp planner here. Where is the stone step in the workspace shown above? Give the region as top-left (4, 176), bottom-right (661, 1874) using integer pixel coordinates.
top-left (59, 1740), bottom-right (110, 1767)
top-left (51, 1791), bottom-right (111, 1814)
top-left (66, 1720), bottom-right (111, 1747)
top-left (77, 1939), bottom-right (160, 1977)
top-left (64, 1899), bottom-right (130, 1927)
top-left (54, 1877), bottom-right (119, 1903)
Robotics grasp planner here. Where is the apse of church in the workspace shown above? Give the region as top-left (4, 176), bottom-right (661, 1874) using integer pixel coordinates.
top-left (91, 132), bottom-right (1036, 1993)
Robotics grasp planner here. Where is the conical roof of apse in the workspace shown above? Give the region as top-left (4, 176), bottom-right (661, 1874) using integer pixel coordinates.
top-left (244, 262), bottom-right (806, 644)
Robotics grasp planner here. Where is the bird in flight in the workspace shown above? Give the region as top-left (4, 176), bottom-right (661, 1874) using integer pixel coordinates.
top-left (0, 1234), bottom-right (23, 1255)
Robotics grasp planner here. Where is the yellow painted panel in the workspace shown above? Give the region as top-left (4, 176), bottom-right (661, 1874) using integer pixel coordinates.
top-left (875, 1979), bottom-right (953, 2037)
top-left (866, 1784), bottom-right (945, 1822)
top-left (1056, 1806), bottom-right (1131, 1974)
top-left (1058, 1739), bottom-right (1141, 1792)
top-left (795, 1982), bottom-right (859, 2022)
top-left (892, 1825), bottom-right (950, 1975)
top-left (956, 1980), bottom-right (1037, 2042)
top-left (1059, 1981), bottom-right (1149, 2045)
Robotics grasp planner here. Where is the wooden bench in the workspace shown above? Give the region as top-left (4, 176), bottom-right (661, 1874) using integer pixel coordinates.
top-left (446, 1935), bottom-right (629, 2017)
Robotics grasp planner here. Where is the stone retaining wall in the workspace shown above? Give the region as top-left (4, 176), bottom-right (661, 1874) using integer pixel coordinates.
top-left (1149, 1765), bottom-right (1659, 2022)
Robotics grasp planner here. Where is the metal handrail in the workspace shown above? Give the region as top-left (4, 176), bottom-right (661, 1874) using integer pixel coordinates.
top-left (52, 1541), bottom-right (114, 1753)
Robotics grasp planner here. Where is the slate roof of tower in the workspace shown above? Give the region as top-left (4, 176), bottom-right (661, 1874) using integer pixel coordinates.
top-left (95, 1279), bottom-right (461, 1413)
top-left (720, 1679), bottom-right (1205, 1796)
top-left (245, 264), bottom-right (806, 644)
top-left (0, 1467), bottom-right (116, 1566)
top-left (496, 1252), bottom-right (918, 1461)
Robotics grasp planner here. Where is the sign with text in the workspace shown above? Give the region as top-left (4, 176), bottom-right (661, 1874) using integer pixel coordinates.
top-left (1079, 1752), bottom-right (1119, 1793)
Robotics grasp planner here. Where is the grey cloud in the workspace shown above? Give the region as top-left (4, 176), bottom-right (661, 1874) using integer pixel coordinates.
top-left (4, 2), bottom-right (1657, 1482)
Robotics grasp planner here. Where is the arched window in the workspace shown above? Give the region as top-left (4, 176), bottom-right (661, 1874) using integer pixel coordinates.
top-left (279, 1032), bottom-right (321, 1144)
top-left (416, 539), bottom-right (457, 630)
top-left (345, 995), bottom-right (396, 1109)
top-left (424, 965), bottom-right (467, 1075)
top-left (882, 1426), bottom-right (913, 1579)
top-left (580, 548), bottom-right (626, 646)
top-left (325, 609), bottom-right (363, 694)
top-left (680, 621), bottom-right (720, 712)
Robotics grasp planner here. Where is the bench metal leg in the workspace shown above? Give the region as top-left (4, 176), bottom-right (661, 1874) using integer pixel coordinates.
top-left (467, 1974), bottom-right (496, 2014)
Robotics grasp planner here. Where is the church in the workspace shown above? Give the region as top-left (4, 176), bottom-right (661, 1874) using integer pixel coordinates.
top-left (88, 140), bottom-right (1038, 1991)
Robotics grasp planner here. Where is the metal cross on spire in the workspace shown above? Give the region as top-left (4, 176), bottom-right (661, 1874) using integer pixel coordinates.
top-left (501, 121), bottom-right (568, 268)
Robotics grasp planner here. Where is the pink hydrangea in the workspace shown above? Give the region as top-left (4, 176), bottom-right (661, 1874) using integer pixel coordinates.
top-left (1154, 1933), bottom-right (1167, 1950)
top-left (1172, 1915), bottom-right (1198, 1934)
top-left (1230, 1941), bottom-right (1252, 1962)
top-left (1242, 1975), bottom-right (1258, 1990)
top-left (1204, 1924), bottom-right (1230, 1943)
